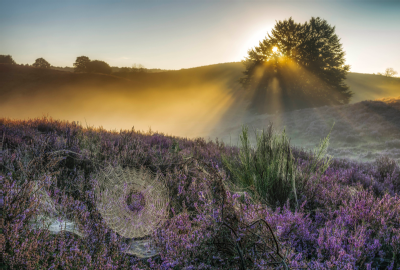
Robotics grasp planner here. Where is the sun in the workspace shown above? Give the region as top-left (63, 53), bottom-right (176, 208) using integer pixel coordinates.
top-left (272, 46), bottom-right (278, 53)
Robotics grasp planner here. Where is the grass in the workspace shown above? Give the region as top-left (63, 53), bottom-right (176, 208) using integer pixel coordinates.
top-left (222, 122), bottom-right (334, 210)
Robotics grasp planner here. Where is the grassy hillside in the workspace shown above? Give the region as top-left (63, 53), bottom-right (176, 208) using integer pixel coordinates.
top-left (216, 97), bottom-right (400, 164)
top-left (346, 72), bottom-right (400, 103)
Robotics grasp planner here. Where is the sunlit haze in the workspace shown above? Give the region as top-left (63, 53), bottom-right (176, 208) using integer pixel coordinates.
top-left (1, 0), bottom-right (399, 74)
top-left (1, 0), bottom-right (400, 156)
top-left (2, 2), bottom-right (400, 266)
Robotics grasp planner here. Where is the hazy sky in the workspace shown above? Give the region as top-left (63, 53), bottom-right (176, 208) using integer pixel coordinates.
top-left (1, 0), bottom-right (399, 74)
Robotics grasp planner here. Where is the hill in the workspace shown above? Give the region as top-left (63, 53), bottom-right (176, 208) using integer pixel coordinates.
top-left (0, 63), bottom-right (245, 139)
top-left (1, 63), bottom-right (399, 163)
top-left (215, 96), bottom-right (400, 164)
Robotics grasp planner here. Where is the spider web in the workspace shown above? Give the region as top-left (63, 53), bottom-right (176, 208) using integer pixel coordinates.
top-left (94, 164), bottom-right (169, 239)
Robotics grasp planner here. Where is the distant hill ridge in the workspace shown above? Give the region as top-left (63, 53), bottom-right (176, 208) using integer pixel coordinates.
top-left (1, 63), bottom-right (400, 163)
top-left (1, 63), bottom-right (399, 105)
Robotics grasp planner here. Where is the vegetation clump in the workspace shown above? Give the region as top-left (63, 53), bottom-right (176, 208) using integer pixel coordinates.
top-left (32, 58), bottom-right (51, 69)
top-left (73, 56), bottom-right (112, 74)
top-left (0, 55), bottom-right (17, 65)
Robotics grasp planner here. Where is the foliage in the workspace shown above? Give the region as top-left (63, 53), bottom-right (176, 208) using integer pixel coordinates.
top-left (241, 17), bottom-right (353, 114)
top-left (111, 65), bottom-right (147, 78)
top-left (73, 56), bottom-right (112, 74)
top-left (73, 56), bottom-right (91, 73)
top-left (32, 58), bottom-right (51, 69)
top-left (222, 124), bottom-right (299, 209)
top-left (88, 60), bottom-right (112, 74)
top-left (222, 123), bottom-right (334, 210)
top-left (0, 55), bottom-right (17, 65)
top-left (2, 116), bottom-right (400, 269)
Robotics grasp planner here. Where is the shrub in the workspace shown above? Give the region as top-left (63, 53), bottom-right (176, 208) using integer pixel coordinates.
top-left (222, 124), bottom-right (299, 208)
top-left (375, 155), bottom-right (398, 182)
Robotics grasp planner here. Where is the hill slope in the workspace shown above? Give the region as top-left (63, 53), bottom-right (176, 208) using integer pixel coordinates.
top-left (214, 96), bottom-right (400, 163)
top-left (0, 63), bottom-right (245, 138)
top-left (1, 63), bottom-right (399, 163)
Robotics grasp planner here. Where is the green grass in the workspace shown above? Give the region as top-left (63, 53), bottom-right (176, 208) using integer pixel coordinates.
top-left (222, 123), bottom-right (334, 209)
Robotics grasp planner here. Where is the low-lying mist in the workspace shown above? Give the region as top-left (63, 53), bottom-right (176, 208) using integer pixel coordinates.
top-left (1, 63), bottom-right (399, 164)
top-left (213, 96), bottom-right (400, 164)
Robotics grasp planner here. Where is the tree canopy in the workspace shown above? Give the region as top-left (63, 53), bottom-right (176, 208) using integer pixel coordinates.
top-left (88, 60), bottom-right (112, 74)
top-left (73, 56), bottom-right (91, 73)
top-left (0, 55), bottom-right (17, 65)
top-left (73, 56), bottom-right (112, 74)
top-left (241, 17), bottom-right (353, 114)
top-left (32, 58), bottom-right (51, 69)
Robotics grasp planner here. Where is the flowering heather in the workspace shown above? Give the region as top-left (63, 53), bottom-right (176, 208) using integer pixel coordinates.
top-left (2, 116), bottom-right (400, 269)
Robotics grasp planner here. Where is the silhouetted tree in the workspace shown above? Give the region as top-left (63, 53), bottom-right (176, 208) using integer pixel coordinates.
top-left (88, 60), bottom-right (112, 74)
top-left (241, 17), bottom-right (353, 114)
top-left (379, 68), bottom-right (398, 77)
top-left (0, 55), bottom-right (17, 65)
top-left (73, 56), bottom-right (91, 73)
top-left (32, 58), bottom-right (51, 69)
top-left (73, 56), bottom-right (112, 74)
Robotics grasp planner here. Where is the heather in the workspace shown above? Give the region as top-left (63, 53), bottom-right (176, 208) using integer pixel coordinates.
top-left (2, 117), bottom-right (400, 269)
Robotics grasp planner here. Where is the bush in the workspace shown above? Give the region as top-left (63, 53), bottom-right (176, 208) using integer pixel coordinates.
top-left (222, 124), bottom-right (298, 208)
top-left (222, 123), bottom-right (335, 210)
top-left (375, 155), bottom-right (398, 181)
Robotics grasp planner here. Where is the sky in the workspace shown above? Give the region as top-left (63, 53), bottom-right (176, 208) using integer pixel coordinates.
top-left (1, 0), bottom-right (400, 74)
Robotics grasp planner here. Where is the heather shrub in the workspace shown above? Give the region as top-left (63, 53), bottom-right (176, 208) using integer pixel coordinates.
top-left (375, 154), bottom-right (398, 182)
top-left (3, 116), bottom-right (400, 269)
top-left (4, 173), bottom-right (138, 270)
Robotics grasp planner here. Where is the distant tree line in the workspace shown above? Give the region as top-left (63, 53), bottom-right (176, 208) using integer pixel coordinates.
top-left (0, 54), bottom-right (168, 76)
top-left (112, 63), bottom-right (146, 73)
top-left (73, 56), bottom-right (163, 75)
top-left (112, 65), bottom-right (168, 74)
top-left (0, 55), bottom-right (52, 69)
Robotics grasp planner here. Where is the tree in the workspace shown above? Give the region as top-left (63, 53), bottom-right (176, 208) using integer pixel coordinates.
top-left (73, 56), bottom-right (91, 73)
top-left (0, 55), bottom-right (17, 65)
top-left (73, 56), bottom-right (112, 74)
top-left (241, 17), bottom-right (353, 114)
top-left (132, 63), bottom-right (145, 72)
top-left (87, 60), bottom-right (112, 74)
top-left (32, 58), bottom-right (51, 69)
top-left (380, 68), bottom-right (398, 77)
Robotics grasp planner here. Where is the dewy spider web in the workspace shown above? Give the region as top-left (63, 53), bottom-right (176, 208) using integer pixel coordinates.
top-left (19, 147), bottom-right (169, 258)
top-left (94, 164), bottom-right (169, 239)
